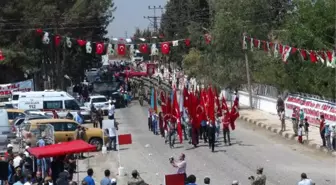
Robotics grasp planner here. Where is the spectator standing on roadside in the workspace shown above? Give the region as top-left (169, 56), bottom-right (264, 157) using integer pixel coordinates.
top-left (331, 125), bottom-right (336, 150)
top-left (280, 110), bottom-right (286, 131)
top-left (298, 124), bottom-right (303, 144)
top-left (108, 100), bottom-right (115, 120)
top-left (100, 170), bottom-right (111, 185)
top-left (319, 115), bottom-right (326, 147)
top-left (170, 153), bottom-right (187, 179)
top-left (299, 109), bottom-right (305, 125)
top-left (276, 96), bottom-right (284, 119)
top-left (304, 118), bottom-right (309, 141)
top-left (83, 169), bottom-right (95, 185)
top-left (298, 173), bottom-right (315, 185)
top-left (324, 124), bottom-right (332, 150)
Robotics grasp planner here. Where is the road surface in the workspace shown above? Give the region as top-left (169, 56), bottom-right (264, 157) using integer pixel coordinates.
top-left (78, 102), bottom-right (336, 185)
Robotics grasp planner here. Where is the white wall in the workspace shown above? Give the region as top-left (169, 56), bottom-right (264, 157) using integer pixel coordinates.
top-left (221, 90), bottom-right (278, 115)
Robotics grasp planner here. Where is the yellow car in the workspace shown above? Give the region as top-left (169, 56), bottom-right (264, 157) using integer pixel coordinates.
top-left (22, 119), bottom-right (107, 150)
top-left (6, 109), bottom-right (26, 124)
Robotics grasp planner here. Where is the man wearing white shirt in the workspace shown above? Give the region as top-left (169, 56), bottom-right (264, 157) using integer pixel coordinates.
top-left (108, 100), bottom-right (115, 120)
top-left (107, 120), bottom-right (118, 151)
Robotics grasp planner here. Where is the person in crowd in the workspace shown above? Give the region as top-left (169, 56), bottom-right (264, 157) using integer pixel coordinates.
top-left (204, 177), bottom-right (210, 185)
top-left (168, 118), bottom-right (177, 148)
top-left (97, 108), bottom-right (104, 129)
top-left (324, 124), bottom-right (332, 150)
top-left (107, 120), bottom-right (118, 151)
top-left (186, 175), bottom-right (197, 185)
top-left (108, 100), bottom-right (115, 120)
top-left (123, 92), bottom-right (128, 107)
top-left (100, 170), bottom-right (112, 185)
top-left (215, 114), bottom-right (221, 141)
top-left (24, 175), bottom-right (32, 185)
top-left (57, 170), bottom-right (69, 185)
top-left (276, 96), bottom-right (284, 119)
top-left (13, 175), bottom-right (24, 185)
top-left (151, 112), bottom-right (158, 135)
top-left (8, 158), bottom-right (15, 184)
top-left (170, 153), bottom-right (187, 179)
top-left (35, 171), bottom-right (44, 185)
top-left (91, 103), bottom-right (97, 126)
top-left (298, 124), bottom-right (303, 144)
top-left (299, 109), bottom-right (305, 125)
top-left (4, 144), bottom-right (14, 161)
top-left (148, 108), bottom-right (152, 131)
top-left (319, 115), bottom-right (326, 147)
top-left (74, 111), bottom-right (84, 125)
top-left (249, 167), bottom-right (266, 185)
top-left (331, 125), bottom-right (336, 150)
top-left (158, 112), bottom-right (164, 137)
top-left (280, 109), bottom-right (286, 132)
top-left (75, 126), bottom-right (86, 158)
top-left (222, 111), bottom-right (231, 146)
top-left (291, 108), bottom-right (299, 136)
top-left (304, 118), bottom-right (309, 141)
top-left (66, 111), bottom-right (74, 120)
top-left (52, 110), bottom-right (59, 119)
top-left (51, 156), bottom-right (64, 184)
top-left (12, 167), bottom-right (23, 184)
top-left (83, 168), bottom-right (95, 185)
top-left (65, 154), bottom-right (76, 181)
top-left (127, 170), bottom-right (147, 185)
top-left (207, 120), bottom-right (216, 152)
top-left (200, 119), bottom-right (208, 143)
top-left (181, 112), bottom-right (189, 141)
top-left (298, 173), bottom-right (315, 185)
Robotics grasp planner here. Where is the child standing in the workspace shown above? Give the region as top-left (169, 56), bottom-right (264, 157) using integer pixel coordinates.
top-left (298, 124), bottom-right (303, 144)
top-left (304, 118), bottom-right (309, 141)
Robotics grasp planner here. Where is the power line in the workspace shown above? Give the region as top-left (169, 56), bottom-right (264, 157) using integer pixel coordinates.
top-left (144, 5), bottom-right (164, 34)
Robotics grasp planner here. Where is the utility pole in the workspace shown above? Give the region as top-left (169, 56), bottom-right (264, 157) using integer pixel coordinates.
top-left (144, 5), bottom-right (164, 34)
top-left (125, 31), bottom-right (128, 38)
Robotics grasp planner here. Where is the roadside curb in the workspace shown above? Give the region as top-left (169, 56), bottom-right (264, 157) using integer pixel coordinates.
top-left (239, 115), bottom-right (336, 157)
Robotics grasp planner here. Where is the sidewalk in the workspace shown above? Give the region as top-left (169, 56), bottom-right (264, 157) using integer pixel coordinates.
top-left (238, 105), bottom-right (336, 156)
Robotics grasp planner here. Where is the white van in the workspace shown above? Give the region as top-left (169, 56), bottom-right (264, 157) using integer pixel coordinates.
top-left (0, 109), bottom-right (11, 145)
top-left (17, 90), bottom-right (91, 120)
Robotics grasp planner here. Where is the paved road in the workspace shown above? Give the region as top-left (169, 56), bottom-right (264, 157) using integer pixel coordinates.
top-left (79, 102), bottom-right (336, 185)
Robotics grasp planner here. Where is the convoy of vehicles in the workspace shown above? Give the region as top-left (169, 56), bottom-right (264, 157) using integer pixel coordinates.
top-left (84, 95), bottom-right (109, 115)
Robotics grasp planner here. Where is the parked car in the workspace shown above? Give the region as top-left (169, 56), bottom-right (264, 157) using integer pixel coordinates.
top-left (6, 109), bottom-right (26, 124)
top-left (22, 119), bottom-right (107, 150)
top-left (84, 95), bottom-right (109, 115)
top-left (12, 115), bottom-right (52, 138)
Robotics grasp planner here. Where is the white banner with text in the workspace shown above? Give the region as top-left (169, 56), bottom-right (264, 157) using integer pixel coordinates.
top-left (285, 94), bottom-right (336, 126)
top-left (0, 79), bottom-right (34, 97)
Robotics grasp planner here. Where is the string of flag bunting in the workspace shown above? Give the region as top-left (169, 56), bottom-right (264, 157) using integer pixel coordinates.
top-left (31, 29), bottom-right (213, 57)
top-left (243, 36), bottom-right (336, 68)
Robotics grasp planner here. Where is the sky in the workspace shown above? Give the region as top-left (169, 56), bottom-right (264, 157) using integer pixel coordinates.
top-left (107, 0), bottom-right (167, 38)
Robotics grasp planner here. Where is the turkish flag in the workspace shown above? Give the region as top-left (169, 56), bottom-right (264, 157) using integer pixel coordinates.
top-left (221, 96), bottom-right (229, 113)
top-left (0, 50), bottom-right (5, 61)
top-left (173, 90), bottom-right (183, 143)
top-left (118, 134), bottom-right (132, 145)
top-left (207, 87), bottom-right (215, 124)
top-left (118, 44), bottom-right (126, 55)
top-left (160, 91), bottom-right (166, 114)
top-left (185, 39), bottom-right (191, 47)
top-left (54, 35), bottom-right (61, 47)
top-left (139, 44), bottom-right (149, 54)
top-left (229, 98), bottom-right (240, 130)
top-left (214, 88), bottom-right (221, 116)
top-left (77, 39), bottom-right (86, 47)
top-left (95, 42), bottom-right (104, 55)
top-left (166, 96), bottom-right (172, 115)
top-left (161, 42), bottom-right (170, 55)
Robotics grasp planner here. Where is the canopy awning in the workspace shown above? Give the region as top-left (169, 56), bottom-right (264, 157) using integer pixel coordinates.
top-left (27, 140), bottom-right (96, 158)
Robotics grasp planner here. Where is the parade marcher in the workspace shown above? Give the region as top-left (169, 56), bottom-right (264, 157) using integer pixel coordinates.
top-left (168, 118), bottom-right (177, 148)
top-left (207, 120), bottom-right (216, 152)
top-left (222, 111), bottom-right (232, 146)
top-left (331, 125), bottom-right (336, 150)
top-left (191, 121), bottom-right (199, 147)
top-left (249, 167), bottom-right (266, 185)
top-left (151, 112), bottom-right (158, 135)
top-left (90, 103), bottom-right (97, 124)
top-left (324, 124), bottom-right (331, 150)
top-left (148, 108), bottom-right (152, 131)
top-left (182, 112), bottom-right (189, 141)
top-left (159, 112), bottom-right (164, 137)
top-left (215, 114), bottom-right (221, 141)
top-left (200, 119), bottom-right (208, 143)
